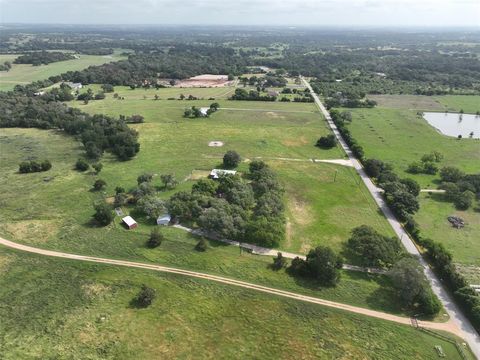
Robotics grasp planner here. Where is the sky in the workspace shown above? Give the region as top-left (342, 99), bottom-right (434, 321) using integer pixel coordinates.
top-left (0, 0), bottom-right (479, 27)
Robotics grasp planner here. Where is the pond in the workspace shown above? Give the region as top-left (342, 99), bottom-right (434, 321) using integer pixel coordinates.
top-left (423, 112), bottom-right (480, 139)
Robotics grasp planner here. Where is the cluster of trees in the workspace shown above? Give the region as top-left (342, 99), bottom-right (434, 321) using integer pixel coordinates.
top-left (322, 90), bottom-right (377, 109)
top-left (364, 158), bottom-right (420, 221)
top-left (404, 216), bottom-right (480, 330)
top-left (388, 258), bottom-right (441, 315)
top-left (0, 92), bottom-right (140, 161)
top-left (288, 246), bottom-right (343, 287)
top-left (184, 103), bottom-right (219, 118)
top-left (230, 88), bottom-right (276, 101)
top-left (55, 45), bottom-right (248, 86)
top-left (315, 134), bottom-right (336, 149)
top-left (347, 225), bottom-right (404, 268)
top-left (19, 159), bottom-right (52, 173)
top-left (439, 167), bottom-right (479, 210)
top-left (0, 61), bottom-right (12, 71)
top-left (330, 110), bottom-right (364, 160)
top-left (238, 74), bottom-right (287, 88)
top-left (14, 51), bottom-right (75, 66)
top-left (407, 151), bottom-right (443, 175)
top-left (166, 159), bottom-right (285, 247)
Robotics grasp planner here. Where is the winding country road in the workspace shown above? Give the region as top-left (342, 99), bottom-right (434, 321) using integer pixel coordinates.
top-left (301, 76), bottom-right (480, 358)
top-left (0, 236), bottom-right (460, 337)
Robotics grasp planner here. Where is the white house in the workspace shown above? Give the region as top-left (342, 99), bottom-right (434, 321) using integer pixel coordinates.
top-left (122, 216), bottom-right (137, 229)
top-left (64, 82), bottom-right (83, 90)
top-left (209, 169), bottom-right (237, 179)
top-left (157, 214), bottom-right (171, 226)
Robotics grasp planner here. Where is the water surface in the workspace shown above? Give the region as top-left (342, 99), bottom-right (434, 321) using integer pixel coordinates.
top-left (423, 112), bottom-right (480, 139)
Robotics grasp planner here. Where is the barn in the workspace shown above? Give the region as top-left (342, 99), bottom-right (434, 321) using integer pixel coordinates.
top-left (122, 216), bottom-right (137, 229)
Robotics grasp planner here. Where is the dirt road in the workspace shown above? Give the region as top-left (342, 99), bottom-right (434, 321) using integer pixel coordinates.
top-left (0, 236), bottom-right (460, 337)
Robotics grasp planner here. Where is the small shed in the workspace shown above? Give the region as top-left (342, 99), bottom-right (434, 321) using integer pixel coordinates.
top-left (157, 214), bottom-right (171, 226)
top-left (122, 216), bottom-right (137, 229)
top-left (209, 169), bottom-right (237, 179)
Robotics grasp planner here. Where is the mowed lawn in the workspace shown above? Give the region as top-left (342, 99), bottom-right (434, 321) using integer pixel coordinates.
top-left (0, 52), bottom-right (126, 91)
top-left (0, 249), bottom-right (468, 360)
top-left (345, 107), bottom-right (479, 188)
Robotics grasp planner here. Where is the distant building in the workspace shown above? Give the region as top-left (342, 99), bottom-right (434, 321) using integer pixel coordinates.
top-left (157, 214), bottom-right (171, 226)
top-left (267, 90), bottom-right (279, 97)
top-left (64, 82), bottom-right (83, 90)
top-left (122, 216), bottom-right (137, 230)
top-left (209, 169), bottom-right (237, 179)
top-left (33, 91), bottom-right (45, 96)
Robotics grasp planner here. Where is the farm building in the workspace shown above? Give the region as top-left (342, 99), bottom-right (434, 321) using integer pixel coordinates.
top-left (268, 90), bottom-right (279, 97)
top-left (209, 169), bottom-right (237, 179)
top-left (122, 216), bottom-right (137, 229)
top-left (63, 82), bottom-right (83, 90)
top-left (157, 214), bottom-right (171, 226)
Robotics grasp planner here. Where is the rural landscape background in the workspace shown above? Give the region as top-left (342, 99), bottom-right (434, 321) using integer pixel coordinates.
top-left (0, 1), bottom-right (479, 358)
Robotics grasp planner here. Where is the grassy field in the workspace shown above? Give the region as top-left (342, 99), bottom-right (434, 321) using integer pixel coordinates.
top-left (415, 193), bottom-right (480, 272)
top-left (0, 127), bottom-right (408, 316)
top-left (342, 99), bottom-right (480, 280)
top-left (0, 52), bottom-right (126, 91)
top-left (0, 248), bottom-right (469, 360)
top-left (345, 107), bottom-right (479, 188)
top-left (434, 95), bottom-right (480, 114)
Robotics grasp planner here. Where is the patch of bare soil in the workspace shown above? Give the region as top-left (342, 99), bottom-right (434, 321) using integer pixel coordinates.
top-left (176, 74), bottom-right (234, 88)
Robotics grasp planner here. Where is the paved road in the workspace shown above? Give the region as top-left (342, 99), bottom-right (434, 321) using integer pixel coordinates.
top-left (302, 77), bottom-right (480, 358)
top-left (0, 236), bottom-right (459, 336)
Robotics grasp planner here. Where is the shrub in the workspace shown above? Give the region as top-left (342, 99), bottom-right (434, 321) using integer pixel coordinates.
top-left (92, 202), bottom-right (113, 226)
top-left (316, 134), bottom-right (337, 149)
top-left (271, 252), bottom-right (288, 270)
top-left (93, 179), bottom-right (106, 191)
top-left (133, 285), bottom-right (156, 308)
top-left (75, 159), bottom-right (90, 171)
top-left (147, 228), bottom-right (164, 248)
top-left (195, 238), bottom-right (208, 252)
top-left (223, 150), bottom-right (241, 169)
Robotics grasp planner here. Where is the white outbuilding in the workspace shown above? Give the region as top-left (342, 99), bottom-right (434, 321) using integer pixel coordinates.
top-left (122, 216), bottom-right (137, 229)
top-left (209, 169), bottom-right (237, 179)
top-left (157, 214), bottom-right (171, 226)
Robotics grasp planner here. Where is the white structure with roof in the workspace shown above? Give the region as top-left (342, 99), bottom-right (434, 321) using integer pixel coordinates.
top-left (157, 214), bottom-right (171, 226)
top-left (122, 216), bottom-right (137, 229)
top-left (209, 169), bottom-right (237, 179)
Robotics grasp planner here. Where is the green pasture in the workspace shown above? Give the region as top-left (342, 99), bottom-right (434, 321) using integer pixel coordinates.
top-left (0, 52), bottom-right (126, 91)
top-left (0, 249), bottom-right (467, 359)
top-left (344, 107), bottom-right (479, 188)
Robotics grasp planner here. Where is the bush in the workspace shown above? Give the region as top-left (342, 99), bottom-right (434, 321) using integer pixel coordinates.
top-left (133, 285), bottom-right (156, 308)
top-left (316, 134), bottom-right (337, 149)
top-left (93, 179), bottom-right (107, 191)
top-left (92, 202), bottom-right (113, 226)
top-left (147, 228), bottom-right (164, 248)
top-left (195, 238), bottom-right (208, 252)
top-left (347, 225), bottom-right (403, 268)
top-left (75, 159), bottom-right (90, 171)
top-left (223, 150), bottom-right (241, 169)
top-left (92, 163), bottom-right (103, 174)
top-left (454, 190), bottom-right (475, 210)
top-left (19, 160), bottom-right (51, 173)
top-left (271, 252), bottom-right (288, 270)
